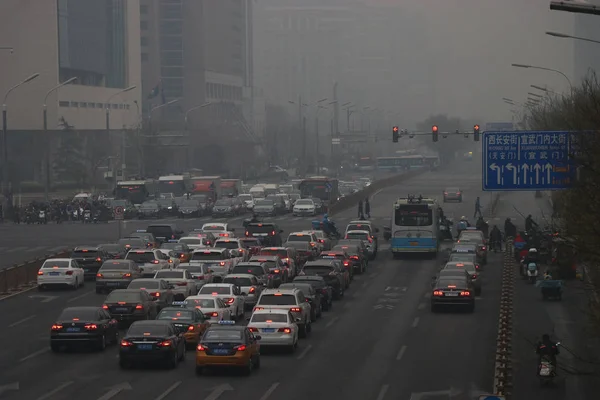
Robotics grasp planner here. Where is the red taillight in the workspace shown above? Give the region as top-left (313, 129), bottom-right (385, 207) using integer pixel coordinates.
top-left (368, 237), bottom-right (373, 243)
top-left (123, 273), bottom-right (132, 278)
top-left (96, 257), bottom-right (102, 262)
top-left (179, 254), bottom-right (185, 258)
top-left (481, 246), bottom-right (486, 251)
top-left (197, 344), bottom-right (207, 351)
top-left (278, 328), bottom-right (291, 334)
top-left (158, 340), bottom-right (172, 347)
top-left (65, 270), bottom-right (74, 275)
top-left (460, 291), bottom-right (471, 296)
top-left (208, 312), bottom-right (218, 317)
top-left (151, 292), bottom-right (160, 297)
top-left (350, 255), bottom-right (359, 260)
top-left (249, 287), bottom-right (256, 293)
top-left (234, 345), bottom-right (247, 351)
top-left (444, 192), bottom-right (448, 195)
top-left (309, 242), bottom-right (315, 247)
top-left (172, 235), bottom-right (176, 239)
top-left (271, 231), bottom-right (276, 236)
top-left (456, 192), bottom-right (461, 195)
top-left (194, 275), bottom-right (204, 280)
top-left (290, 307), bottom-right (301, 313)
top-left (152, 260), bottom-right (159, 264)
top-left (253, 307), bottom-right (264, 312)
top-left (475, 265), bottom-right (480, 270)
top-left (102, 304), bottom-right (108, 310)
top-left (84, 324), bottom-right (97, 330)
top-left (219, 262), bottom-right (226, 266)
top-left (245, 231), bottom-right (250, 236)
top-left (188, 325), bottom-right (195, 331)
top-left (135, 304), bottom-right (143, 309)
top-left (318, 239), bottom-right (324, 243)
top-left (96, 273), bottom-right (103, 278)
top-left (273, 269), bottom-right (280, 274)
top-left (120, 340), bottom-right (133, 347)
top-left (225, 298), bottom-right (235, 304)
top-left (248, 327), bottom-right (259, 332)
top-left (51, 324), bottom-right (63, 330)
top-left (343, 261), bottom-right (349, 266)
top-left (433, 290), bottom-right (443, 296)
top-left (471, 274), bottom-right (477, 279)
top-left (38, 270), bottom-right (44, 276)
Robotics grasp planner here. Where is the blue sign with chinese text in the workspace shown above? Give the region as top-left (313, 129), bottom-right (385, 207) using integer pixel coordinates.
top-left (483, 131), bottom-right (574, 191)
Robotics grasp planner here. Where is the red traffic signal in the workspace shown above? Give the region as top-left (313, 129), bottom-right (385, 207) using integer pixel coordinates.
top-left (473, 124), bottom-right (480, 141)
top-left (474, 124), bottom-right (480, 131)
top-left (432, 125), bottom-right (439, 142)
top-left (393, 126), bottom-right (399, 133)
top-left (392, 126), bottom-right (399, 142)
top-left (432, 125), bottom-right (438, 132)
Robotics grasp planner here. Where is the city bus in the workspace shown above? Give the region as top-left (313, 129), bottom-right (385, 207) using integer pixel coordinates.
top-left (114, 179), bottom-right (157, 205)
top-left (157, 174), bottom-right (191, 197)
top-left (423, 155), bottom-right (440, 169)
top-left (390, 196), bottom-right (439, 257)
top-left (356, 156), bottom-right (375, 172)
top-left (377, 155), bottom-right (426, 171)
top-left (298, 176), bottom-right (339, 209)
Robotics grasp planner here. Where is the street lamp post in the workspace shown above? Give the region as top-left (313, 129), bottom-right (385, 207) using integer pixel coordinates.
top-left (146, 99), bottom-right (179, 175)
top-left (105, 85), bottom-right (136, 183)
top-left (184, 102), bottom-right (212, 130)
top-left (511, 63), bottom-right (573, 91)
top-left (327, 101), bottom-right (338, 159)
top-left (342, 102), bottom-right (353, 131)
top-left (42, 77), bottom-right (78, 201)
top-left (314, 98), bottom-right (327, 173)
top-left (184, 102), bottom-right (211, 170)
top-left (1, 72), bottom-right (40, 206)
top-left (546, 31), bottom-right (600, 45)
top-left (531, 84), bottom-right (557, 94)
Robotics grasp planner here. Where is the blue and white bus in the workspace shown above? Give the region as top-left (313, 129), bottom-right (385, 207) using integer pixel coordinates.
top-left (390, 196), bottom-right (439, 257)
top-left (377, 155), bottom-right (426, 171)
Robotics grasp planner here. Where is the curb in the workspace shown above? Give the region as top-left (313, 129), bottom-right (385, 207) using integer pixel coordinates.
top-left (493, 240), bottom-right (515, 398)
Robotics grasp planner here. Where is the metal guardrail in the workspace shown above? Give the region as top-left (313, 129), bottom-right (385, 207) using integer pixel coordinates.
top-left (493, 240), bottom-right (515, 398)
top-left (0, 250), bottom-right (70, 296)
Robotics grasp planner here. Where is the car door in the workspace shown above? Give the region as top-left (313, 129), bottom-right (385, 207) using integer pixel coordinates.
top-left (232, 284), bottom-right (244, 310)
top-left (141, 290), bottom-right (156, 317)
top-left (184, 270), bottom-right (195, 295)
top-left (161, 280), bottom-right (175, 303)
top-left (100, 309), bottom-right (118, 337)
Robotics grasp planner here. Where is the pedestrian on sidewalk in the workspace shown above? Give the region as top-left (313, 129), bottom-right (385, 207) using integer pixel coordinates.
top-left (365, 198), bottom-right (371, 218)
top-left (358, 199), bottom-right (364, 219)
top-left (474, 196), bottom-right (482, 219)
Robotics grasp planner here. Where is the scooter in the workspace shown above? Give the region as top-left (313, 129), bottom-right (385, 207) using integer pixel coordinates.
top-left (527, 263), bottom-right (538, 284)
top-left (83, 210), bottom-right (91, 224)
top-left (38, 210), bottom-right (47, 224)
top-left (538, 343), bottom-right (560, 386)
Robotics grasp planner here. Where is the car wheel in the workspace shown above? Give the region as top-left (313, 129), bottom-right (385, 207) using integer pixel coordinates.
top-left (243, 358), bottom-right (253, 375)
top-left (253, 354), bottom-right (261, 369)
top-left (97, 334), bottom-right (107, 351)
top-left (71, 279), bottom-right (78, 290)
top-left (168, 351), bottom-right (178, 369)
top-left (298, 323), bottom-right (307, 338)
top-left (178, 345), bottom-right (185, 361)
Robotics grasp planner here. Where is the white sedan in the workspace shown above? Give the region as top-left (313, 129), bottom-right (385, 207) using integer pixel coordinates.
top-left (247, 308), bottom-right (299, 352)
top-left (178, 237), bottom-right (208, 251)
top-left (182, 295), bottom-right (233, 322)
top-left (157, 249), bottom-right (181, 267)
top-left (197, 283), bottom-right (245, 320)
top-left (37, 258), bottom-right (85, 290)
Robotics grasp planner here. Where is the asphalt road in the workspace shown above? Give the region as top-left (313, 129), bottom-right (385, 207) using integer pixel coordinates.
top-left (0, 159), bottom-right (507, 400)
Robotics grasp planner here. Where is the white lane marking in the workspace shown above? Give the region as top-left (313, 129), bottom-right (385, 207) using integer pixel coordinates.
top-left (5, 246), bottom-right (27, 253)
top-left (411, 317), bottom-right (420, 328)
top-left (0, 285), bottom-right (38, 301)
top-left (154, 381), bottom-right (182, 400)
top-left (19, 347), bottom-right (49, 362)
top-left (371, 188), bottom-right (385, 200)
top-left (35, 381), bottom-right (74, 400)
top-left (67, 290), bottom-right (94, 303)
top-left (325, 317), bottom-right (338, 328)
top-left (9, 315), bottom-right (36, 328)
top-left (297, 344), bottom-right (312, 360)
top-left (396, 345), bottom-right (407, 361)
top-left (258, 383), bottom-right (280, 400)
top-left (376, 384), bottom-right (389, 400)
top-left (417, 303), bottom-right (426, 310)
top-left (27, 246), bottom-right (48, 253)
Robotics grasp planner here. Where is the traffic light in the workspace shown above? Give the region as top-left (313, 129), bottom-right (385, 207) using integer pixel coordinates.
top-left (432, 125), bottom-right (439, 142)
top-left (393, 126), bottom-right (399, 142)
top-left (474, 124), bottom-right (480, 141)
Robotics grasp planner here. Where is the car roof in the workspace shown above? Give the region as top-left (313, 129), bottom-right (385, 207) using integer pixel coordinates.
top-left (206, 325), bottom-right (245, 331)
top-left (203, 223), bottom-right (227, 227)
top-left (193, 248), bottom-right (226, 253)
top-left (250, 255), bottom-right (278, 261)
top-left (73, 246), bottom-right (101, 250)
top-left (262, 247), bottom-right (286, 250)
top-left (252, 308), bottom-right (289, 314)
top-left (215, 238), bottom-right (240, 242)
top-left (248, 222), bottom-right (276, 226)
top-left (234, 262), bottom-right (265, 267)
top-left (304, 260), bottom-right (336, 267)
top-left (158, 307), bottom-right (196, 313)
top-left (348, 220), bottom-right (373, 226)
top-left (262, 288), bottom-right (300, 295)
top-left (346, 230), bottom-right (370, 235)
top-left (44, 258), bottom-right (71, 262)
top-left (202, 283), bottom-right (235, 288)
top-left (224, 274), bottom-right (256, 279)
top-left (293, 275), bottom-right (325, 281)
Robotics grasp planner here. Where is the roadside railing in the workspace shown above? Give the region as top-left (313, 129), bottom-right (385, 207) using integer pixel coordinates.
top-left (0, 250), bottom-right (70, 296)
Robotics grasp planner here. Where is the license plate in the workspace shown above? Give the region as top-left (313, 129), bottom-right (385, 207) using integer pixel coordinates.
top-left (137, 344), bottom-right (153, 350)
top-left (83, 268), bottom-right (89, 272)
top-left (66, 327), bottom-right (80, 332)
top-left (115, 307), bottom-right (128, 312)
top-left (49, 272), bottom-right (60, 276)
top-left (107, 282), bottom-right (119, 286)
top-left (262, 328), bottom-right (275, 333)
top-left (446, 292), bottom-right (459, 297)
top-left (213, 349), bottom-right (229, 355)
top-left (409, 242), bottom-right (419, 246)
top-left (540, 367), bottom-right (550, 376)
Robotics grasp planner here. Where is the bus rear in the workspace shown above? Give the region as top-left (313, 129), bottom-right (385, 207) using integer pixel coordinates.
top-left (391, 200), bottom-right (438, 255)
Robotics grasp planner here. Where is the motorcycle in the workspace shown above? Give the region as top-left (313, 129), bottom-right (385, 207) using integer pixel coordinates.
top-left (538, 342), bottom-right (560, 386)
top-left (83, 210), bottom-right (91, 224)
top-left (527, 262), bottom-right (538, 284)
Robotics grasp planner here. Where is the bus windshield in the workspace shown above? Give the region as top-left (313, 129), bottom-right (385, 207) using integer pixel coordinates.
top-left (299, 180), bottom-right (336, 201)
top-left (115, 184), bottom-right (148, 204)
top-left (158, 179), bottom-right (186, 197)
top-left (394, 205), bottom-right (433, 226)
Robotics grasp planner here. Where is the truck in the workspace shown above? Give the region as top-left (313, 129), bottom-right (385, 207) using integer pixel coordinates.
top-left (190, 176), bottom-right (222, 202)
top-left (220, 179), bottom-right (242, 197)
top-left (263, 183), bottom-right (279, 196)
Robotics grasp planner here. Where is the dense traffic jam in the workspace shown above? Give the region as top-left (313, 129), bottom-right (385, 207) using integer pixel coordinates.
top-left (40, 181), bottom-right (381, 373)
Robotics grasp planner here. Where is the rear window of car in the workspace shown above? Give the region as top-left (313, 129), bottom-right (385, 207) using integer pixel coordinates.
top-left (106, 291), bottom-right (142, 302)
top-left (128, 280), bottom-right (159, 289)
top-left (436, 278), bottom-right (468, 288)
top-left (251, 313), bottom-right (288, 323)
top-left (198, 286), bottom-right (231, 295)
top-left (248, 224), bottom-right (276, 234)
top-left (126, 252), bottom-right (156, 263)
top-left (346, 232), bottom-right (368, 240)
top-left (448, 254), bottom-right (476, 263)
top-left (154, 271), bottom-right (184, 279)
top-left (127, 323), bottom-right (169, 337)
top-left (302, 266), bottom-right (334, 274)
top-left (259, 249), bottom-right (287, 258)
top-left (191, 252), bottom-right (222, 261)
top-left (239, 238), bottom-right (260, 246)
top-left (186, 298), bottom-right (215, 308)
top-left (203, 225), bottom-right (225, 232)
top-left (203, 329), bottom-right (243, 341)
top-left (42, 260), bottom-right (70, 268)
top-left (223, 277), bottom-right (253, 286)
top-left (71, 250), bottom-right (98, 257)
top-left (288, 234), bottom-right (310, 242)
top-left (157, 309), bottom-right (194, 321)
top-left (231, 266), bottom-right (265, 276)
top-left (284, 242), bottom-right (310, 250)
top-left (58, 308), bottom-right (97, 321)
top-left (179, 238), bottom-right (202, 245)
top-left (214, 241), bottom-right (239, 249)
top-left (100, 261), bottom-right (130, 271)
top-left (347, 224), bottom-right (371, 233)
top-left (258, 294), bottom-right (297, 306)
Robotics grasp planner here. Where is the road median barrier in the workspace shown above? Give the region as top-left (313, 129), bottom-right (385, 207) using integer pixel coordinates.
top-left (329, 169), bottom-right (428, 215)
top-left (493, 239), bottom-right (515, 398)
top-left (0, 250), bottom-right (70, 296)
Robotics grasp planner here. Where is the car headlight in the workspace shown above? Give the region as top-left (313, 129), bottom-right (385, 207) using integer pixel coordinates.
top-left (168, 207), bottom-right (172, 210)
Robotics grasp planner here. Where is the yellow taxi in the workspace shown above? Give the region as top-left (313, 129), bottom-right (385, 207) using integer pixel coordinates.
top-left (195, 320), bottom-right (261, 375)
top-left (155, 305), bottom-right (210, 349)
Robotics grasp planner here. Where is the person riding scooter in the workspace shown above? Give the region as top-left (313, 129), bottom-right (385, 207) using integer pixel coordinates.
top-left (525, 248), bottom-right (539, 283)
top-left (456, 216), bottom-right (470, 237)
top-left (536, 334), bottom-right (559, 376)
top-left (322, 214), bottom-right (339, 238)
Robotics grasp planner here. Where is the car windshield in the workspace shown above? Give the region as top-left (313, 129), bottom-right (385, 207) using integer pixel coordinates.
top-left (203, 225), bottom-right (225, 232)
top-left (127, 323), bottom-right (169, 337)
top-left (100, 261), bottom-right (130, 270)
top-left (251, 313), bottom-right (288, 323)
top-left (58, 308), bottom-right (97, 321)
top-left (223, 277), bottom-right (253, 286)
top-left (126, 252), bottom-right (156, 263)
top-left (128, 280), bottom-right (159, 289)
top-left (214, 241), bottom-right (239, 249)
top-left (180, 238), bottom-right (202, 245)
top-left (155, 271), bottom-right (184, 279)
top-left (157, 309), bottom-right (194, 320)
top-left (295, 199), bottom-right (313, 206)
top-left (346, 232), bottom-right (368, 240)
top-left (106, 291), bottom-right (142, 302)
top-left (215, 199), bottom-right (232, 206)
top-left (191, 252), bottom-right (222, 261)
top-left (203, 329), bottom-right (243, 341)
top-left (255, 200), bottom-right (273, 206)
top-left (42, 260), bottom-right (70, 268)
top-left (258, 294), bottom-right (297, 305)
top-left (71, 250), bottom-right (98, 258)
top-left (231, 265), bottom-right (265, 276)
top-left (198, 286), bottom-right (231, 295)
top-left (288, 235), bottom-right (310, 242)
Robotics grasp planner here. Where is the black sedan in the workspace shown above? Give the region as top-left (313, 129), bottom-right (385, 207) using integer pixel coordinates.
top-left (119, 320), bottom-right (186, 369)
top-left (50, 306), bottom-right (119, 352)
top-left (292, 275), bottom-right (333, 311)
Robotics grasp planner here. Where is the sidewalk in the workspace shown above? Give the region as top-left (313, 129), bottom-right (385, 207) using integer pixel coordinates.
top-left (497, 191), bottom-right (600, 399)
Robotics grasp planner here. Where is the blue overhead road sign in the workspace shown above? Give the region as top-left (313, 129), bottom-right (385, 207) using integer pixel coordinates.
top-left (483, 131), bottom-right (574, 191)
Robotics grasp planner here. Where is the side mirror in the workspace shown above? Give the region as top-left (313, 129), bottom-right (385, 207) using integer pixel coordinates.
top-left (241, 292), bottom-right (247, 296)
top-left (255, 335), bottom-right (262, 341)
top-left (295, 317), bottom-right (302, 322)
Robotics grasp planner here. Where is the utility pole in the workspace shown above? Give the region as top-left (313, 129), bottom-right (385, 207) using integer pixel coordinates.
top-left (347, 107), bottom-right (351, 132)
top-left (315, 116), bottom-right (319, 173)
top-left (302, 116), bottom-right (307, 173)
